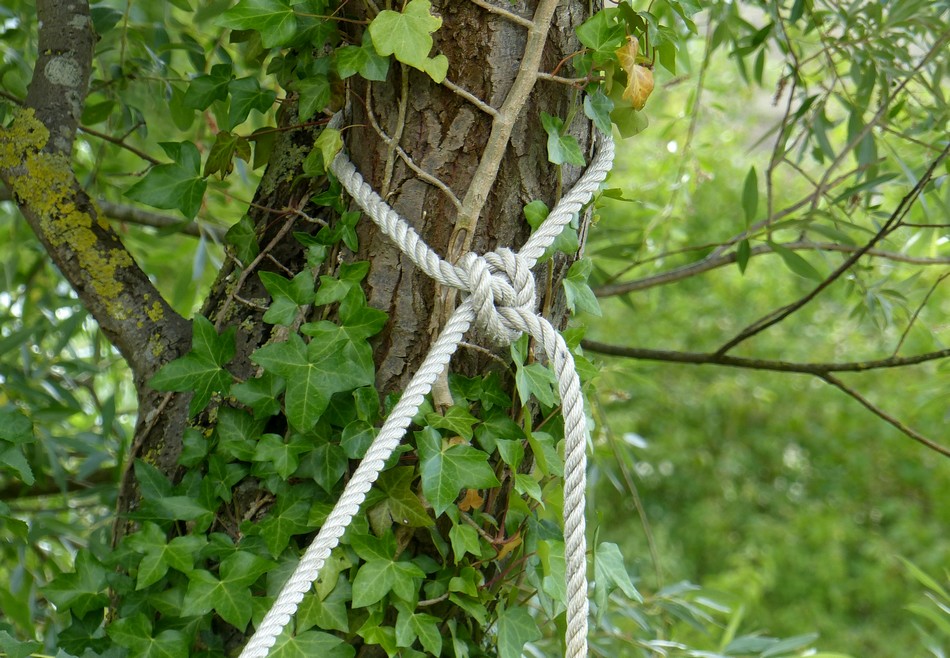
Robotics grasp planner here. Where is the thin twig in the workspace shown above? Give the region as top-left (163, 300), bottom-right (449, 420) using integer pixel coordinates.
top-left (819, 374), bottom-right (950, 458)
top-left (79, 125), bottom-right (162, 165)
top-left (468, 0), bottom-right (533, 28)
top-left (442, 78), bottom-right (499, 117)
top-left (891, 270), bottom-right (950, 356)
top-left (594, 240), bottom-right (950, 297)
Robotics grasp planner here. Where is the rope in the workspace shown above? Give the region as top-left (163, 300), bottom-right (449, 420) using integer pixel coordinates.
top-left (239, 116), bottom-right (614, 658)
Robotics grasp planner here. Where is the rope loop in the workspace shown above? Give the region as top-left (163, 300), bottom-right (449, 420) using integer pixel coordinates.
top-left (456, 247), bottom-right (535, 344)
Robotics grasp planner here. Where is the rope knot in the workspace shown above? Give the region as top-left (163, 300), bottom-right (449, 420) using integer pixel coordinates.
top-left (456, 248), bottom-right (535, 345)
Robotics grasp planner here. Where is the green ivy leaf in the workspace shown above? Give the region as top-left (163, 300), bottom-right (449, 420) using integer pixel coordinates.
top-left (270, 629), bottom-right (355, 658)
top-left (251, 332), bottom-right (374, 430)
top-left (576, 8), bottom-right (624, 64)
top-left (228, 77), bottom-right (276, 129)
top-left (255, 491), bottom-right (313, 557)
top-left (310, 442), bottom-right (348, 492)
top-left (584, 89), bottom-right (614, 134)
top-left (294, 75), bottom-right (332, 122)
top-left (0, 631), bottom-right (41, 658)
top-left (108, 614), bottom-right (189, 658)
top-left (218, 0), bottom-right (298, 48)
top-left (563, 257), bottom-right (601, 316)
top-left (205, 130), bottom-right (252, 179)
top-left (215, 406), bottom-right (266, 461)
top-left (226, 214), bottom-right (260, 265)
top-left (352, 558), bottom-right (425, 607)
top-left (126, 141), bottom-right (207, 219)
top-left (336, 32), bottom-right (391, 81)
top-left (180, 551), bottom-right (274, 628)
top-left (183, 63), bottom-right (233, 110)
top-left (253, 433), bottom-right (308, 479)
top-left (44, 551), bottom-right (109, 617)
top-left (515, 362), bottom-right (558, 408)
top-left (448, 523), bottom-right (481, 562)
top-left (425, 405), bottom-right (478, 440)
top-left (416, 427), bottom-right (500, 516)
top-left (232, 371), bottom-right (285, 419)
top-left (367, 466), bottom-right (433, 529)
top-left (395, 603), bottom-right (443, 655)
top-left (369, 0), bottom-right (446, 81)
top-left (298, 575), bottom-right (352, 633)
top-left (496, 604), bottom-right (542, 658)
top-left (260, 270), bottom-right (315, 326)
top-left (540, 112), bottom-right (586, 166)
top-left (149, 315), bottom-right (235, 416)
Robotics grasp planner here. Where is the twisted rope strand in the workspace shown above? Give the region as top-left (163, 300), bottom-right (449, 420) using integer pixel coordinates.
top-left (240, 115), bottom-right (614, 658)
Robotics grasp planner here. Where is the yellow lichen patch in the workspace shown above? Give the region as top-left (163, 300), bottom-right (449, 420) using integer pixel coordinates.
top-left (148, 332), bottom-right (165, 358)
top-left (0, 108), bottom-right (50, 171)
top-left (147, 300), bottom-right (164, 322)
top-left (3, 115), bottom-right (135, 321)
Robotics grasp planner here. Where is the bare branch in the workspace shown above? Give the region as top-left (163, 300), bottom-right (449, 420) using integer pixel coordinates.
top-left (582, 339), bottom-right (950, 458)
top-left (820, 373), bottom-right (950, 458)
top-left (594, 240), bottom-right (950, 297)
top-left (580, 340), bottom-right (950, 375)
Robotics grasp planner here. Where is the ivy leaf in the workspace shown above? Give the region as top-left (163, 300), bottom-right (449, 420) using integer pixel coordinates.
top-left (218, 0), bottom-right (298, 48)
top-left (226, 214), bottom-right (260, 265)
top-left (298, 575), bottom-right (352, 633)
top-left (369, 0), bottom-right (446, 81)
top-left (584, 89), bottom-right (614, 134)
top-left (576, 8), bottom-right (624, 64)
top-left (367, 466), bottom-right (433, 529)
top-left (255, 492), bottom-right (313, 557)
top-left (270, 629), bottom-right (355, 658)
top-left (108, 614), bottom-right (189, 658)
top-left (496, 604), bottom-right (542, 658)
top-left (395, 604), bottom-right (443, 656)
top-left (352, 558), bottom-right (425, 607)
top-left (515, 362), bottom-right (558, 408)
top-left (563, 258), bottom-right (601, 316)
top-left (310, 442), bottom-right (348, 492)
top-left (294, 75), bottom-right (331, 122)
top-left (228, 77), bottom-right (276, 129)
top-left (126, 141), bottom-right (207, 219)
top-left (0, 631), bottom-right (40, 658)
top-left (205, 130), bottom-right (251, 179)
top-left (448, 523), bottom-right (481, 562)
top-left (44, 551), bottom-right (109, 617)
top-left (0, 408), bottom-right (35, 483)
top-left (260, 270), bottom-right (315, 326)
top-left (232, 371), bottom-right (285, 419)
top-left (181, 552), bottom-right (274, 629)
top-left (540, 112), bottom-right (586, 166)
top-left (253, 433), bottom-right (308, 479)
top-left (336, 32), bottom-right (391, 81)
top-left (416, 427), bottom-right (500, 516)
top-left (251, 332), bottom-right (373, 430)
top-left (424, 405), bottom-right (478, 440)
top-left (183, 63), bottom-right (233, 110)
top-left (149, 315), bottom-right (235, 416)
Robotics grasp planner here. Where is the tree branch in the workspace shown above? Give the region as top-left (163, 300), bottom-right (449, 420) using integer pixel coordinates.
top-left (0, 184), bottom-right (222, 239)
top-left (0, 0), bottom-right (190, 388)
top-left (582, 339), bottom-right (950, 458)
top-left (593, 240), bottom-right (950, 297)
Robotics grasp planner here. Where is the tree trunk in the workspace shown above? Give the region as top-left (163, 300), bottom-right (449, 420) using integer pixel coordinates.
top-left (109, 0), bottom-right (595, 653)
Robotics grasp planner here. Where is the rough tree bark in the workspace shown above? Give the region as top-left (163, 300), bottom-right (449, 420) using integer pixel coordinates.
top-left (3, 0), bottom-right (597, 652)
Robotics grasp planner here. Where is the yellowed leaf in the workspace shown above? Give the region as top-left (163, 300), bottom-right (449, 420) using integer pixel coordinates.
top-left (615, 36), bottom-right (654, 110)
top-left (459, 488), bottom-right (484, 512)
top-left (495, 531), bottom-right (522, 561)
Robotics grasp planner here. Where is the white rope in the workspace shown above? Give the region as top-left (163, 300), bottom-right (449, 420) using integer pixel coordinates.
top-left (239, 117), bottom-right (614, 658)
